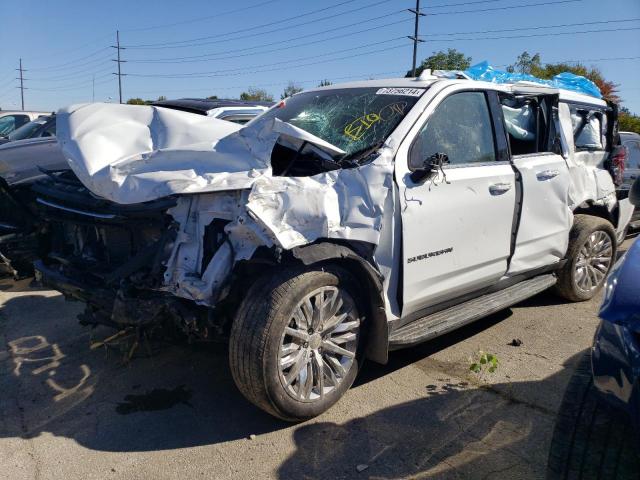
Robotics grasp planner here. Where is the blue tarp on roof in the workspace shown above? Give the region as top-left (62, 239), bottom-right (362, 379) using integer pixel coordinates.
top-left (463, 61), bottom-right (602, 99)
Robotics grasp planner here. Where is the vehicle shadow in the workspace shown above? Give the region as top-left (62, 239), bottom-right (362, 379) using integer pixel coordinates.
top-left (278, 352), bottom-right (585, 480)
top-left (0, 293), bottom-right (289, 452)
top-left (0, 289), bottom-right (577, 478)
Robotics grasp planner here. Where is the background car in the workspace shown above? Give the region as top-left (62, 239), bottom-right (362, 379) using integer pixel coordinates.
top-left (0, 114), bottom-right (55, 145)
top-left (620, 131), bottom-right (640, 232)
top-left (0, 110), bottom-right (49, 139)
top-left (151, 98), bottom-right (272, 124)
top-left (547, 179), bottom-right (640, 479)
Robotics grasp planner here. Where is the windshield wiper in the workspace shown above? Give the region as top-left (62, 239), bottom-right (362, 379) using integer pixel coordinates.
top-left (340, 140), bottom-right (385, 165)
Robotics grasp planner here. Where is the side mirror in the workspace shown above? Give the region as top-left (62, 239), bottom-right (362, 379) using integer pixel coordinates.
top-left (410, 153), bottom-right (449, 184)
top-left (630, 178), bottom-right (640, 207)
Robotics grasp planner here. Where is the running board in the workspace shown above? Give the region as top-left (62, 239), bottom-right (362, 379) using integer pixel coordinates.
top-left (389, 274), bottom-right (557, 349)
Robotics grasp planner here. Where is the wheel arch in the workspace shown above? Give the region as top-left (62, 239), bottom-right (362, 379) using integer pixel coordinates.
top-left (573, 201), bottom-right (618, 228)
top-left (288, 241), bottom-right (389, 365)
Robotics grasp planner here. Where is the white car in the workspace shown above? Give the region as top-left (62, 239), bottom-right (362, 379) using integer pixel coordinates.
top-left (32, 75), bottom-right (632, 421)
top-left (0, 110), bottom-right (49, 138)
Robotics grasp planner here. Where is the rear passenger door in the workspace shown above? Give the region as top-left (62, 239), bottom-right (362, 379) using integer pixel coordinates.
top-left (396, 88), bottom-right (516, 316)
top-left (501, 93), bottom-right (572, 275)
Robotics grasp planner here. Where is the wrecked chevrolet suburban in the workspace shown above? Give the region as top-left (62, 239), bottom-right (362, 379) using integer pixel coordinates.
top-left (29, 69), bottom-right (633, 420)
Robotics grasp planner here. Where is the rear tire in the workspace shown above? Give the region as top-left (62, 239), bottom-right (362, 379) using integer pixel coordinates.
top-left (229, 265), bottom-right (365, 421)
top-left (546, 352), bottom-right (640, 479)
top-left (555, 215), bottom-right (616, 302)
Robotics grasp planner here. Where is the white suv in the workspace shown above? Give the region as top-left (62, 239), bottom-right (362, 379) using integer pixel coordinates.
top-left (33, 76), bottom-right (632, 420)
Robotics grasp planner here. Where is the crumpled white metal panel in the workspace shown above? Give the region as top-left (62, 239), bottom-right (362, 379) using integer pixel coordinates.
top-left (56, 103), bottom-right (345, 205)
top-left (56, 103), bottom-right (395, 305)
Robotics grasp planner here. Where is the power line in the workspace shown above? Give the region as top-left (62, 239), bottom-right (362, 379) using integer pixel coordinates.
top-left (126, 39), bottom-right (409, 79)
top-left (124, 25), bottom-right (638, 80)
top-left (126, 8), bottom-right (409, 63)
top-left (418, 17), bottom-right (640, 38)
top-left (126, 16), bottom-right (412, 65)
top-left (424, 0), bottom-right (581, 17)
top-left (27, 47), bottom-right (111, 72)
top-left (123, 0), bottom-right (580, 51)
top-left (28, 62), bottom-right (113, 83)
top-left (419, 25), bottom-right (640, 43)
top-left (121, 0), bottom-right (283, 32)
top-left (123, 0), bottom-right (386, 49)
top-left (27, 75), bottom-right (113, 92)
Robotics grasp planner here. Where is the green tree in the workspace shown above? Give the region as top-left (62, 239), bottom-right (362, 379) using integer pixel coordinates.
top-left (157, 95), bottom-right (167, 101)
top-left (619, 107), bottom-right (640, 134)
top-left (281, 81), bottom-right (303, 99)
top-left (206, 95), bottom-right (219, 100)
top-left (126, 98), bottom-right (148, 105)
top-left (507, 51), bottom-right (541, 74)
top-left (318, 79), bottom-right (332, 87)
top-left (240, 87), bottom-right (273, 102)
top-left (406, 48), bottom-right (472, 77)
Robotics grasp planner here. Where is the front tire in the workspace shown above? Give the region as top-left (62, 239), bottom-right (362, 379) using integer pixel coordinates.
top-left (555, 215), bottom-right (616, 302)
top-left (229, 265), bottom-right (365, 421)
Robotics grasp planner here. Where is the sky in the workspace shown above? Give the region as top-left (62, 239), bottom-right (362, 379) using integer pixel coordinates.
top-left (1, 0), bottom-right (639, 113)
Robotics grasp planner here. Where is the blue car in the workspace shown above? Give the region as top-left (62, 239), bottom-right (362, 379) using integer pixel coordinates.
top-left (547, 179), bottom-right (640, 479)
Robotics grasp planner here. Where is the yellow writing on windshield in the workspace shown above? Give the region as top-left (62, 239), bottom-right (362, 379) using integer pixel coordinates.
top-left (343, 102), bottom-right (408, 141)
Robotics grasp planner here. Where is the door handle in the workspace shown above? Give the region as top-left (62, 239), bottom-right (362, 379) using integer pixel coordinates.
top-left (536, 169), bottom-right (560, 181)
top-left (489, 183), bottom-right (512, 195)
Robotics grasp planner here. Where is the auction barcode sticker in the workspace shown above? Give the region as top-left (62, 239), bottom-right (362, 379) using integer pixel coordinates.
top-left (376, 87), bottom-right (424, 97)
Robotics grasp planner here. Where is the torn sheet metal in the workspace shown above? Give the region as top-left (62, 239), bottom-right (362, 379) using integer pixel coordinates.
top-left (57, 103), bottom-right (394, 305)
top-left (56, 103), bottom-right (345, 205)
top-left (246, 149), bottom-right (393, 250)
top-left (160, 147), bottom-right (395, 305)
top-left (558, 102), bottom-right (615, 210)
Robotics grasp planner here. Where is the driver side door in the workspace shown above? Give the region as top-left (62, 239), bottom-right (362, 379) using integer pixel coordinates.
top-left (396, 88), bottom-right (517, 317)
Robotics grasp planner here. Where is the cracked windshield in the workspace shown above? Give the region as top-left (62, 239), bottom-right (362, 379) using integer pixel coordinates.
top-left (258, 87), bottom-right (425, 156)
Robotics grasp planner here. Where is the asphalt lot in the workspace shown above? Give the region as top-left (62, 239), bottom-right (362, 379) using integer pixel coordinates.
top-left (0, 237), bottom-right (634, 480)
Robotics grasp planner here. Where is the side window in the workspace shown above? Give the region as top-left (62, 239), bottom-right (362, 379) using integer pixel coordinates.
top-left (626, 141), bottom-right (640, 168)
top-left (570, 106), bottom-right (605, 150)
top-left (0, 116), bottom-right (15, 136)
top-left (498, 95), bottom-right (556, 155)
top-left (410, 91), bottom-right (496, 168)
top-left (11, 115), bottom-right (30, 130)
top-left (41, 120), bottom-right (56, 137)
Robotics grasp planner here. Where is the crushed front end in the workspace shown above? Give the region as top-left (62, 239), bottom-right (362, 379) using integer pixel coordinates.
top-left (32, 171), bottom-right (207, 334)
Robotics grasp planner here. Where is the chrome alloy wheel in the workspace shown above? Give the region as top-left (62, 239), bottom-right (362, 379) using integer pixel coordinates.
top-left (278, 286), bottom-right (360, 403)
top-left (574, 230), bottom-right (613, 293)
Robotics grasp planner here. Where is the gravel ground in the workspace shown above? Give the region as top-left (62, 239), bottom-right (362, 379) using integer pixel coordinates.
top-left (0, 238), bottom-right (634, 480)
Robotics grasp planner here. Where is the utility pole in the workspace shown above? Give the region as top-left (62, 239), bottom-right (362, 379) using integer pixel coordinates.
top-left (408, 0), bottom-right (425, 77)
top-left (111, 30), bottom-right (126, 104)
top-left (16, 58), bottom-right (25, 110)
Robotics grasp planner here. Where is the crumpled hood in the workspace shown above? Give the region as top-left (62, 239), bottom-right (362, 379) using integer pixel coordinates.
top-left (56, 103), bottom-right (344, 205)
top-left (55, 102), bottom-right (396, 308)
